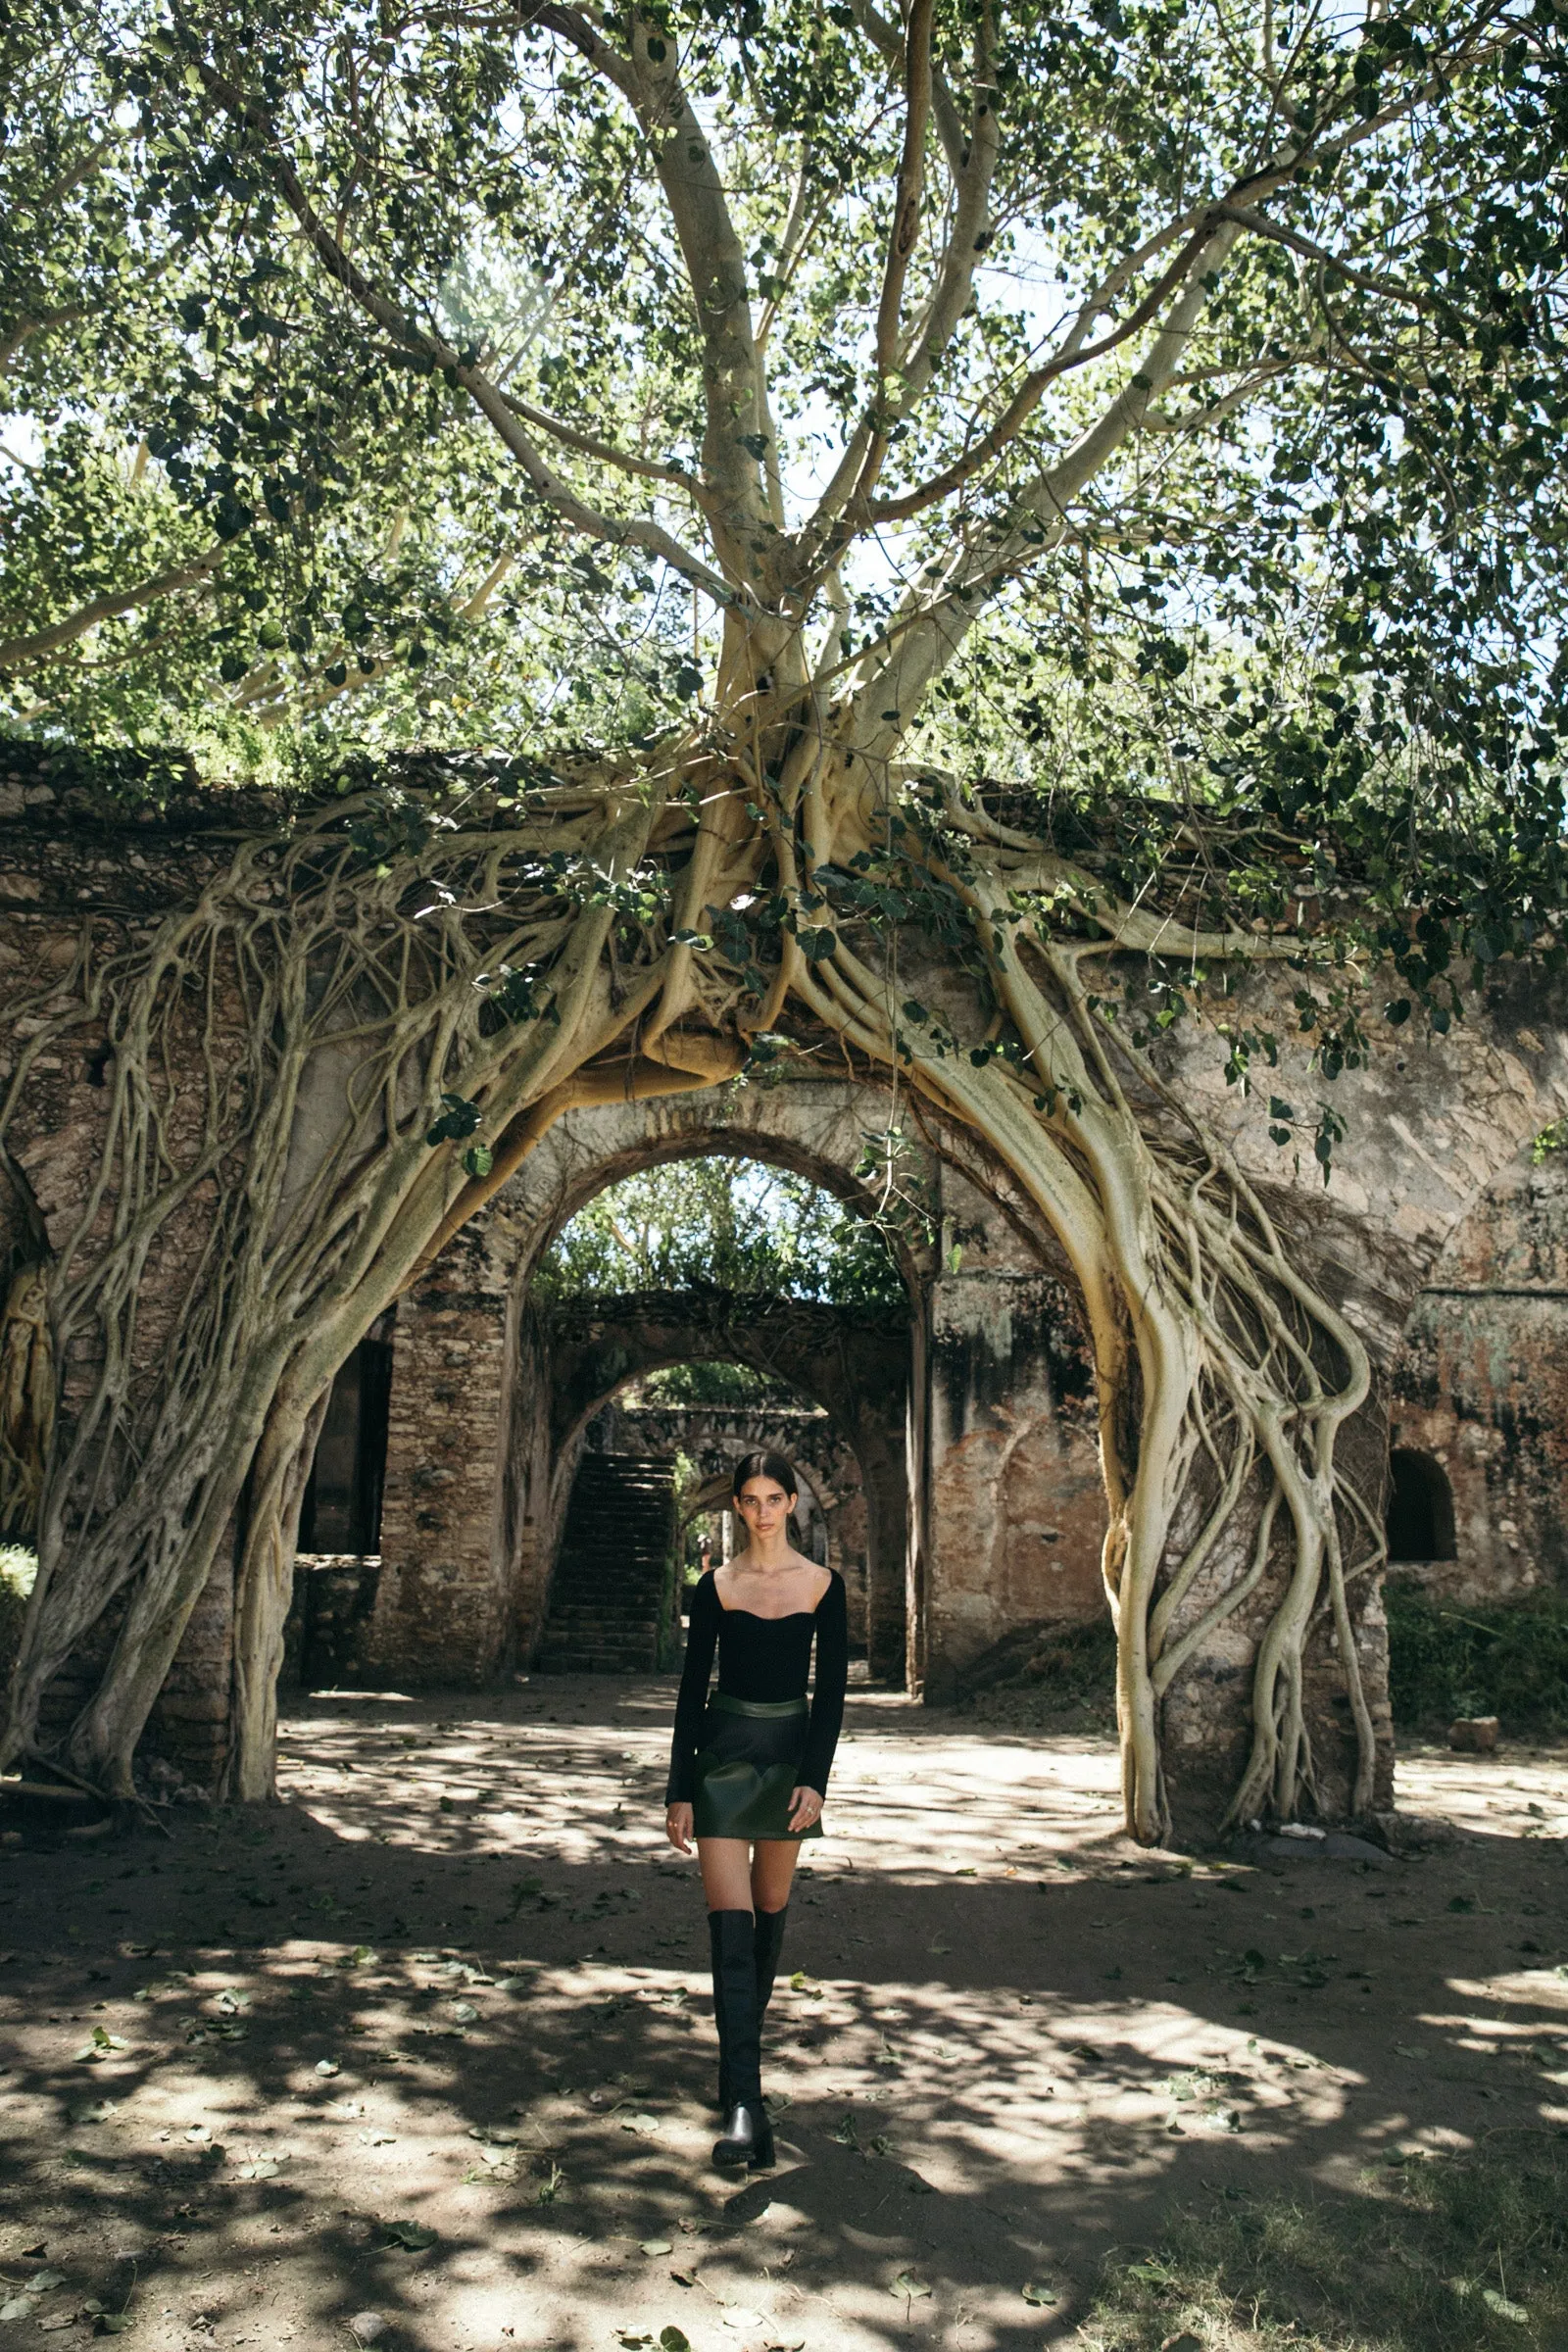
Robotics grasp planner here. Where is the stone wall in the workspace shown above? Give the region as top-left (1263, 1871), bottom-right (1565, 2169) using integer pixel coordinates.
top-left (9, 787), bottom-right (1568, 1825)
top-left (1390, 1141), bottom-right (1568, 1604)
top-left (917, 1160), bottom-right (1105, 1699)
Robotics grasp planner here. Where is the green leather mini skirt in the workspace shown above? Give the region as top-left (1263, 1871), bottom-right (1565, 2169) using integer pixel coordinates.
top-left (691, 1693), bottom-right (822, 1841)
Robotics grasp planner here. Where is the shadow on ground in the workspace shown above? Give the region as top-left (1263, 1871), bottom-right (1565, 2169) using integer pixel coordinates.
top-left (1, 1677), bottom-right (1564, 2352)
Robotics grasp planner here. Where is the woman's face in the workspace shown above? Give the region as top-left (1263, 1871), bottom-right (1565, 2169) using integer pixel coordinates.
top-left (735, 1476), bottom-right (796, 1542)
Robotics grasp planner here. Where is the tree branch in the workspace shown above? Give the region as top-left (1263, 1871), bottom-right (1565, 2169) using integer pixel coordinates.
top-left (866, 223), bottom-right (1214, 524)
top-left (186, 45), bottom-right (740, 611)
top-left (500, 390), bottom-right (722, 513)
top-left (524, 3), bottom-right (772, 553)
top-left (872, 0), bottom-right (935, 378)
top-left (1212, 202), bottom-right (1444, 313)
top-left (0, 546), bottom-right (229, 672)
top-left (0, 305), bottom-right (90, 375)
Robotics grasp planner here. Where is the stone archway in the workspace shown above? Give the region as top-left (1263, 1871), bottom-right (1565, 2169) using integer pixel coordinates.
top-left (536, 1292), bottom-right (905, 1668)
top-left (306, 1067), bottom-right (1117, 1712)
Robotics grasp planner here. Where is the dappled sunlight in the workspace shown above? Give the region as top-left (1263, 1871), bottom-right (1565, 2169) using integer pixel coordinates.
top-left (2, 1682), bottom-right (1564, 2351)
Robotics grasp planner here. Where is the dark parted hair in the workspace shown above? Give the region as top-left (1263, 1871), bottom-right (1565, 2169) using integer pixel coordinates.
top-left (731, 1449), bottom-right (798, 1501)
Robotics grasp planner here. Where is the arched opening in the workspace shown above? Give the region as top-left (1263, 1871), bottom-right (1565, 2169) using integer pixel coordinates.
top-left (289, 1311), bottom-right (396, 1691)
top-left (524, 1155), bottom-right (908, 1676)
top-left (1386, 1447), bottom-right (1457, 1563)
top-left (539, 1355), bottom-right (852, 1671)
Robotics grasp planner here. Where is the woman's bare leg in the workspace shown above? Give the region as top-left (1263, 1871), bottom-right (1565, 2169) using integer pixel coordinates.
top-left (699, 1838), bottom-right (756, 1912)
top-left (751, 1839), bottom-right (800, 1915)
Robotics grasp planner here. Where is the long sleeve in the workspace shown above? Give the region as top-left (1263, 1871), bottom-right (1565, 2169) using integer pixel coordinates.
top-left (797, 1572), bottom-right (849, 1797)
top-left (665, 1573), bottom-right (720, 1803)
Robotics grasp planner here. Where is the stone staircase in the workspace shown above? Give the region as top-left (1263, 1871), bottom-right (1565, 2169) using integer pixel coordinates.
top-left (535, 1452), bottom-right (677, 1673)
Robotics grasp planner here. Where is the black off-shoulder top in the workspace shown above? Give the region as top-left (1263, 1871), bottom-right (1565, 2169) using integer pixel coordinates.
top-left (665, 1568), bottom-right (850, 1805)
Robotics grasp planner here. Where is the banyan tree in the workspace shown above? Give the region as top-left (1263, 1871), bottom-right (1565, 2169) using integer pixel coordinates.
top-left (2, 0), bottom-right (1565, 1838)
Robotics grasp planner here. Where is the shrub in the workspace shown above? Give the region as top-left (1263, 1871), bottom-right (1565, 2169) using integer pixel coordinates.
top-left (1385, 1579), bottom-right (1568, 1733)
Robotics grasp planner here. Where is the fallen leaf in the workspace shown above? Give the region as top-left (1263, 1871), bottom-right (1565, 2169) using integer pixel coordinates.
top-left (315, 2059), bottom-right (340, 2078)
top-left (0, 2299), bottom-right (35, 2322)
top-left (619, 2112), bottom-right (661, 2135)
top-left (68, 2102), bottom-right (113, 2127)
top-left (891, 2273), bottom-right (931, 2300)
top-left (720, 2312), bottom-right (764, 2331)
top-left (640, 2240), bottom-right (674, 2257)
top-left (1022, 2282), bottom-right (1058, 2306)
top-left (659, 2330), bottom-right (690, 2352)
top-left (73, 2027), bottom-right (127, 2063)
top-left (1483, 2289), bottom-right (1529, 2323)
top-left (379, 2221), bottom-right (437, 2252)
top-left (451, 2002), bottom-right (479, 2024)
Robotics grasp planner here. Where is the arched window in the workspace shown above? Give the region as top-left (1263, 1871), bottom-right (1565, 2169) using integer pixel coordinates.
top-left (1386, 1448), bottom-right (1457, 1563)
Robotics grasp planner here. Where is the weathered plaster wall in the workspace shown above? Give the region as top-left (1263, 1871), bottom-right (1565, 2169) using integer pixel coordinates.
top-left (918, 1162), bottom-right (1106, 1700)
top-left (1391, 1142), bottom-right (1568, 1603)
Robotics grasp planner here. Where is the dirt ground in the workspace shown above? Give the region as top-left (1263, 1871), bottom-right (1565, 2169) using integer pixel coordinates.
top-left (1, 1676), bottom-right (1565, 2352)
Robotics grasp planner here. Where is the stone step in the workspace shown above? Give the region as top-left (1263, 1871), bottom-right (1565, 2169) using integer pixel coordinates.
top-left (537, 1450), bottom-right (676, 1668)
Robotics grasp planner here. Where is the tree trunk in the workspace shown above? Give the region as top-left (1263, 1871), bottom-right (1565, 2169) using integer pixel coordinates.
top-left (227, 1385), bottom-right (332, 1800)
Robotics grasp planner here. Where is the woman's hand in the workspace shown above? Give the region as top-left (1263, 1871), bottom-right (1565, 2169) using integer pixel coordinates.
top-left (788, 1786), bottom-right (823, 1833)
top-left (665, 1802), bottom-right (694, 1854)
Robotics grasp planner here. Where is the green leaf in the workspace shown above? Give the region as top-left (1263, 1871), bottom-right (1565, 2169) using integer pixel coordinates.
top-left (379, 2221), bottom-right (438, 2251)
top-left (425, 1093), bottom-right (481, 1146)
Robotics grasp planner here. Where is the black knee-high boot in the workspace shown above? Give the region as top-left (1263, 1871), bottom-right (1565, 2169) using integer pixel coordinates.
top-left (755, 1904), bottom-right (789, 2033)
top-left (711, 1905), bottom-right (791, 2111)
top-left (709, 1909), bottom-right (774, 2172)
top-left (709, 1910), bottom-right (732, 2113)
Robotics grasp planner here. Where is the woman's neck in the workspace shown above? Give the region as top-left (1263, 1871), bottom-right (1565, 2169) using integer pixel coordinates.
top-left (737, 1536), bottom-right (792, 1572)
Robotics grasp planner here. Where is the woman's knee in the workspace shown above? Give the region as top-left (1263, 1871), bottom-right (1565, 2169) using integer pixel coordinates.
top-left (751, 1843), bottom-right (798, 1911)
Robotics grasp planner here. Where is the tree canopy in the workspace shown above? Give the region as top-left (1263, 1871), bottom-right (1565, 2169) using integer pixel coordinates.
top-left (5, 0), bottom-right (1565, 928)
top-left (533, 1152), bottom-right (907, 1302)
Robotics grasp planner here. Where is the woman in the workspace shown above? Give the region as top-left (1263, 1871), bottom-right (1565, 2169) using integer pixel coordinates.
top-left (665, 1450), bottom-right (848, 2173)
